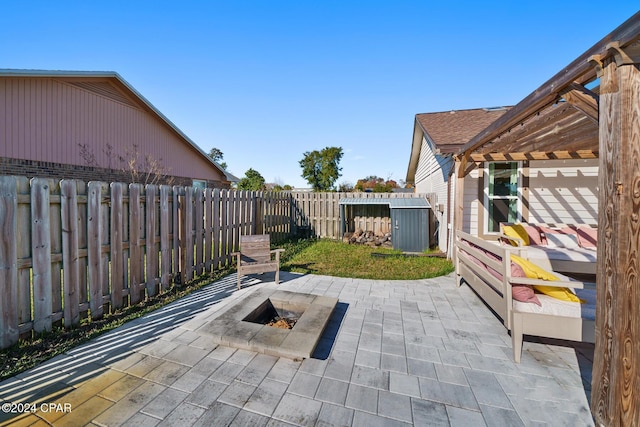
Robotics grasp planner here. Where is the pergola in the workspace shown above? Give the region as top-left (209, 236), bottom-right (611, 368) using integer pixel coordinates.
top-left (453, 12), bottom-right (640, 426)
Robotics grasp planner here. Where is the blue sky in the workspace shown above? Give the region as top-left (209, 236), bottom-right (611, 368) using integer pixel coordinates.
top-left (1, 2), bottom-right (637, 188)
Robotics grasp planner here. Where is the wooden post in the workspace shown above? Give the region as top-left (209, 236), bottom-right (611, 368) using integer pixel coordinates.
top-left (146, 184), bottom-right (159, 296)
top-left (87, 181), bottom-right (106, 320)
top-left (32, 178), bottom-right (53, 331)
top-left (591, 50), bottom-right (640, 426)
top-left (452, 157), bottom-right (467, 266)
top-left (204, 188), bottom-right (213, 273)
top-left (129, 184), bottom-right (143, 304)
top-left (159, 185), bottom-right (171, 291)
top-left (110, 183), bottom-right (125, 309)
top-left (0, 176), bottom-right (19, 347)
top-left (61, 180), bottom-right (80, 327)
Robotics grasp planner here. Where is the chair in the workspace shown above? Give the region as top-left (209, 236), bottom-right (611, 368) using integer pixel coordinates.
top-left (232, 234), bottom-right (285, 289)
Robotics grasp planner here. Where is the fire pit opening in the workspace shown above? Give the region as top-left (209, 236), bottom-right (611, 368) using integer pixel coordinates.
top-left (243, 298), bottom-right (304, 330)
top-left (202, 288), bottom-right (338, 359)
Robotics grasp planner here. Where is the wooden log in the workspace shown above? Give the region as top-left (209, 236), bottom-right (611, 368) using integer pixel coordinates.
top-left (61, 180), bottom-right (80, 327)
top-left (0, 176), bottom-right (19, 348)
top-left (32, 178), bottom-right (53, 332)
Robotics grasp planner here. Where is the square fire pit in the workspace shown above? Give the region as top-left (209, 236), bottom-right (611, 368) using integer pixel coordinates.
top-left (201, 288), bottom-right (338, 359)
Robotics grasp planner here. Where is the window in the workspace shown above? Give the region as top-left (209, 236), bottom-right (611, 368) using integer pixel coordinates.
top-left (192, 180), bottom-right (207, 189)
top-left (485, 162), bottom-right (519, 233)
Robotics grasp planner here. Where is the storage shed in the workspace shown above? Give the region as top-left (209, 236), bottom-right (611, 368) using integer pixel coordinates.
top-left (339, 198), bottom-right (431, 253)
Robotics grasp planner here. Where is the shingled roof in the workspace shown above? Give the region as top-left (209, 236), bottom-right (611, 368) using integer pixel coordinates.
top-left (406, 106), bottom-right (511, 184)
top-left (415, 107), bottom-right (510, 153)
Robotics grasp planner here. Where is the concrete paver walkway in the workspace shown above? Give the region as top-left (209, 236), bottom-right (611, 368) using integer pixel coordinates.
top-left (0, 272), bottom-right (594, 426)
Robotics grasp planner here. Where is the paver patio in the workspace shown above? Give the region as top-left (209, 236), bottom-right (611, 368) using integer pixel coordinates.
top-left (0, 271), bottom-right (595, 426)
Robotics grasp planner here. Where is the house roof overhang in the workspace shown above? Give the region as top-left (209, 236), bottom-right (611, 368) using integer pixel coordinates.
top-left (453, 11), bottom-right (640, 176)
top-left (0, 69), bottom-right (238, 183)
top-left (407, 108), bottom-right (511, 184)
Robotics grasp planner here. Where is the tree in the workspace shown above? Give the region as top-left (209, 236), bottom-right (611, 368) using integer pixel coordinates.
top-left (237, 168), bottom-right (266, 191)
top-left (338, 181), bottom-right (354, 192)
top-left (299, 147), bottom-right (343, 191)
top-left (207, 147), bottom-right (228, 170)
top-left (77, 142), bottom-right (174, 186)
top-left (355, 175), bottom-right (398, 193)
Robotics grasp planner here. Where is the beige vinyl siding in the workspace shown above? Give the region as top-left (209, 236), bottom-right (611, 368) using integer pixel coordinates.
top-left (463, 168), bottom-right (480, 236)
top-left (413, 136), bottom-right (452, 251)
top-left (0, 77), bottom-right (224, 183)
top-left (527, 159), bottom-right (598, 225)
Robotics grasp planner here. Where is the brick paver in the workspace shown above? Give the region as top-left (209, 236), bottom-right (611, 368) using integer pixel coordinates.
top-left (0, 272), bottom-right (595, 426)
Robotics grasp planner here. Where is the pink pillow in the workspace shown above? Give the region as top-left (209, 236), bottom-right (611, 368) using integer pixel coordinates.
top-left (523, 225), bottom-right (544, 246)
top-left (509, 260), bottom-right (541, 305)
top-left (575, 226), bottom-right (597, 248)
top-left (539, 226), bottom-right (577, 246)
top-left (512, 285), bottom-right (541, 306)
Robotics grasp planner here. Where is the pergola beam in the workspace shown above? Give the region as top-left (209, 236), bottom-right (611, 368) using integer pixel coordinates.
top-left (561, 83), bottom-right (599, 124)
top-left (456, 12), bottom-right (640, 161)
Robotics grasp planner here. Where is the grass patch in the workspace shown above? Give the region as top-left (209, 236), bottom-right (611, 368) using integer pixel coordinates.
top-left (0, 267), bottom-right (232, 383)
top-left (280, 238), bottom-right (454, 280)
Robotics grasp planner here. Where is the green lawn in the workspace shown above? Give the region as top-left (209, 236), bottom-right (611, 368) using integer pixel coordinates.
top-left (279, 238), bottom-right (454, 280)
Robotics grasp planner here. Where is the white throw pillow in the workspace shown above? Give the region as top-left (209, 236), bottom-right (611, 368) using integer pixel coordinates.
top-left (545, 233), bottom-right (580, 249)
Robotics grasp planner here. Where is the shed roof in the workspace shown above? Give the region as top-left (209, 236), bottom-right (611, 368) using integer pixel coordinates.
top-left (339, 198), bottom-right (431, 209)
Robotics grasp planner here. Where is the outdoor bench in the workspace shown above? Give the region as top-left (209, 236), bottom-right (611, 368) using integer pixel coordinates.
top-left (455, 231), bottom-right (595, 362)
top-left (499, 222), bottom-right (597, 275)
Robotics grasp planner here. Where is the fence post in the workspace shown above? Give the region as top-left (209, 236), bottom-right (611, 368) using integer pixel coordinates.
top-left (60, 180), bottom-right (80, 327)
top-left (129, 184), bottom-right (143, 304)
top-left (183, 186), bottom-right (194, 282)
top-left (87, 181), bottom-right (106, 320)
top-left (0, 176), bottom-right (19, 348)
top-left (32, 178), bottom-right (53, 331)
top-left (110, 183), bottom-right (125, 308)
top-left (160, 185), bottom-right (172, 291)
top-left (194, 187), bottom-right (204, 276)
top-left (146, 184), bottom-right (159, 296)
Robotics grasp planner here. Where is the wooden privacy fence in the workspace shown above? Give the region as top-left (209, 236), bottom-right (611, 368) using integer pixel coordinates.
top-left (0, 176), bottom-right (291, 349)
top-left (290, 192), bottom-right (432, 239)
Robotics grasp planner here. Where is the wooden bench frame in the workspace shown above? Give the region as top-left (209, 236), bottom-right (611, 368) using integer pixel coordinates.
top-left (455, 231), bottom-right (594, 362)
top-left (232, 234), bottom-right (285, 290)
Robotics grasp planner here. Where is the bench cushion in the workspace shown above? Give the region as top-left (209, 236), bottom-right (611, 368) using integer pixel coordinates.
top-left (513, 288), bottom-right (596, 320)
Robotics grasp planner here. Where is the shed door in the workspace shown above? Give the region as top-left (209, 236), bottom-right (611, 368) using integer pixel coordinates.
top-left (392, 209), bottom-right (428, 253)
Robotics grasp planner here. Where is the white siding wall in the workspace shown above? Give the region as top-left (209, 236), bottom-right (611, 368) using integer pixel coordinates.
top-left (528, 159), bottom-right (598, 225)
top-left (463, 169), bottom-right (480, 236)
top-left (413, 136), bottom-right (452, 251)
